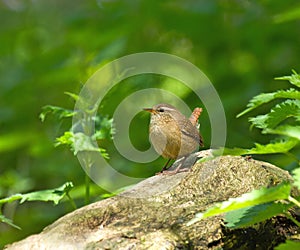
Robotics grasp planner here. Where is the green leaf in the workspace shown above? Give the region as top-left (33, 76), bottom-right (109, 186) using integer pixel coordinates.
top-left (225, 202), bottom-right (292, 229)
top-left (0, 214), bottom-right (21, 230)
top-left (39, 105), bottom-right (76, 122)
top-left (213, 139), bottom-right (299, 156)
top-left (0, 181), bottom-right (74, 226)
top-left (275, 70), bottom-right (300, 88)
top-left (55, 131), bottom-right (74, 147)
top-left (275, 240), bottom-right (300, 250)
top-left (0, 194), bottom-right (23, 204)
top-left (20, 182), bottom-right (74, 205)
top-left (249, 140), bottom-right (299, 154)
top-left (64, 91), bottom-right (79, 101)
top-left (292, 168), bottom-right (300, 189)
top-left (93, 116), bottom-right (114, 140)
top-left (187, 182), bottom-right (291, 226)
top-left (237, 88), bottom-right (300, 117)
top-left (266, 125), bottom-right (300, 140)
top-left (249, 100), bottom-right (300, 131)
top-left (56, 132), bottom-right (109, 158)
top-left (72, 132), bottom-right (102, 155)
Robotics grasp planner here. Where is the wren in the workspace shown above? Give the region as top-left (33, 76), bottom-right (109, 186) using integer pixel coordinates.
top-left (143, 103), bottom-right (204, 173)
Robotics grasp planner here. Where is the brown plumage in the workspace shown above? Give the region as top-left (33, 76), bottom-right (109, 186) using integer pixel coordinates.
top-left (143, 103), bottom-right (204, 163)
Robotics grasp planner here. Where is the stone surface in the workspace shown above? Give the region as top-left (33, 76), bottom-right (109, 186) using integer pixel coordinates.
top-left (4, 155), bottom-right (299, 250)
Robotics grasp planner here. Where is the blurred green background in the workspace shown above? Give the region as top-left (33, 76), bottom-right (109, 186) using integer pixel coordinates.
top-left (1, 0), bottom-right (300, 247)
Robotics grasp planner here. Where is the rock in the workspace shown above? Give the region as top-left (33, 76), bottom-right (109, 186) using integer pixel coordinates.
top-left (4, 155), bottom-right (299, 249)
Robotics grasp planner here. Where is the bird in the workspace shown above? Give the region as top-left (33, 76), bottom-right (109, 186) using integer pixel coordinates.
top-left (143, 103), bottom-right (204, 173)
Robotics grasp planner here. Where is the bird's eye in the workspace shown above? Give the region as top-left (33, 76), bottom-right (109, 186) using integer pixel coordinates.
top-left (158, 108), bottom-right (164, 112)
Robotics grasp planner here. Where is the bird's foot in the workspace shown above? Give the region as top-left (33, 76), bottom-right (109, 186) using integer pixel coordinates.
top-left (157, 167), bottom-right (191, 175)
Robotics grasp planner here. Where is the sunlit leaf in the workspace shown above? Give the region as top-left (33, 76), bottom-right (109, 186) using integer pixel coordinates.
top-left (275, 70), bottom-right (300, 88)
top-left (0, 183), bottom-right (71, 205)
top-left (266, 125), bottom-right (300, 140)
top-left (250, 140), bottom-right (299, 154)
top-left (249, 100), bottom-right (300, 131)
top-left (55, 131), bottom-right (74, 147)
top-left (187, 182), bottom-right (291, 226)
top-left (225, 202), bottom-right (292, 229)
top-left (237, 88), bottom-right (300, 117)
top-left (213, 139), bottom-right (299, 156)
top-left (56, 132), bottom-right (109, 158)
top-left (20, 182), bottom-right (74, 205)
top-left (275, 240), bottom-right (300, 250)
top-left (40, 105), bottom-right (76, 122)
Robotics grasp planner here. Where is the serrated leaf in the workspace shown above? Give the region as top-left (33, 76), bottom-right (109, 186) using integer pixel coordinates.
top-left (39, 105), bottom-right (76, 122)
top-left (56, 131), bottom-right (99, 154)
top-left (250, 139), bottom-right (299, 154)
top-left (275, 240), bottom-right (300, 250)
top-left (237, 93), bottom-right (276, 117)
top-left (213, 139), bottom-right (299, 156)
top-left (20, 182), bottom-right (73, 205)
top-left (237, 88), bottom-right (300, 117)
top-left (56, 132), bottom-right (109, 158)
top-left (249, 100), bottom-right (300, 131)
top-left (275, 70), bottom-right (300, 88)
top-left (55, 131), bottom-right (74, 147)
top-left (225, 202), bottom-right (292, 229)
top-left (187, 182), bottom-right (291, 226)
top-left (0, 214), bottom-right (21, 229)
top-left (266, 125), bottom-right (300, 140)
top-left (0, 182), bottom-right (73, 212)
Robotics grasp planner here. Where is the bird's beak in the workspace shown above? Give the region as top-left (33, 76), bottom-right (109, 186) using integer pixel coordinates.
top-left (143, 108), bottom-right (155, 114)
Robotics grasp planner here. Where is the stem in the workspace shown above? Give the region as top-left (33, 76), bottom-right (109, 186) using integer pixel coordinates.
top-left (66, 193), bottom-right (77, 210)
top-left (85, 172), bottom-right (90, 205)
top-left (288, 195), bottom-right (300, 208)
top-left (284, 211), bottom-right (300, 228)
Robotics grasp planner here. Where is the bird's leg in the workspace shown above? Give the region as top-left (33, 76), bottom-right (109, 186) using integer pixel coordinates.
top-left (158, 156), bottom-right (191, 175)
top-left (161, 158), bottom-right (172, 171)
top-left (162, 157), bottom-right (190, 175)
top-left (155, 158), bottom-right (172, 175)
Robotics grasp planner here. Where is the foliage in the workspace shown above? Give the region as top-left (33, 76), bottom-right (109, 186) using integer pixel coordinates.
top-left (39, 105), bottom-right (75, 122)
top-left (214, 71), bottom-right (300, 158)
top-left (0, 90), bottom-right (113, 231)
top-left (189, 72), bottom-right (300, 247)
top-left (39, 93), bottom-right (113, 205)
top-left (274, 240), bottom-right (300, 250)
top-left (187, 182), bottom-right (293, 226)
top-left (1, 0), bottom-right (300, 247)
top-left (0, 182), bottom-right (74, 229)
top-left (39, 92), bottom-right (113, 159)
